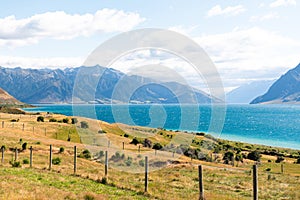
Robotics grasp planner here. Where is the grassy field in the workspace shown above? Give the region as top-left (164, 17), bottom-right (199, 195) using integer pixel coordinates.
top-left (0, 112), bottom-right (299, 200)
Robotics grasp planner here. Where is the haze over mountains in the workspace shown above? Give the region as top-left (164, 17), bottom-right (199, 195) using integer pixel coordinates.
top-left (0, 66), bottom-right (216, 104)
top-left (226, 80), bottom-right (275, 104)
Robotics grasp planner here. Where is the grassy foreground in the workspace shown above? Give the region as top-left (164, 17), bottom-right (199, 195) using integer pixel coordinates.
top-left (0, 112), bottom-right (299, 200)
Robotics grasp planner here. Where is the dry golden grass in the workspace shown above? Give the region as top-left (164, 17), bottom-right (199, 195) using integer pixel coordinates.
top-left (0, 112), bottom-right (299, 200)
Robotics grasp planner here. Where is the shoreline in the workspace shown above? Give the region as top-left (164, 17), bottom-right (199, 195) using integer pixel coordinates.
top-left (22, 106), bottom-right (300, 151)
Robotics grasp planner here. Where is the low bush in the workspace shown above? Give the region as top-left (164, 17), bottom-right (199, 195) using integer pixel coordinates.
top-left (59, 147), bottom-right (65, 153)
top-left (10, 160), bottom-right (21, 168)
top-left (49, 118), bottom-right (57, 122)
top-left (37, 116), bottom-right (44, 122)
top-left (52, 157), bottom-right (61, 165)
top-left (23, 158), bottom-right (29, 164)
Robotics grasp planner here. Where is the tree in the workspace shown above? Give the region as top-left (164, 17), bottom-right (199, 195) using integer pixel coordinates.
top-left (275, 156), bottom-right (284, 163)
top-left (130, 138), bottom-right (140, 145)
top-left (62, 118), bottom-right (69, 123)
top-left (247, 150), bottom-right (261, 162)
top-left (143, 139), bottom-right (152, 148)
top-left (37, 116), bottom-right (44, 122)
top-left (223, 151), bottom-right (234, 164)
top-left (71, 118), bottom-right (78, 124)
top-left (80, 121), bottom-right (89, 129)
top-left (22, 142), bottom-right (27, 151)
top-left (152, 143), bottom-right (163, 150)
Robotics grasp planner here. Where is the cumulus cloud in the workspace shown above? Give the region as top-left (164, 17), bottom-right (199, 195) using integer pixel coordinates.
top-left (107, 27), bottom-right (300, 91)
top-left (195, 27), bottom-right (300, 87)
top-left (270, 0), bottom-right (297, 7)
top-left (0, 9), bottom-right (145, 47)
top-left (207, 5), bottom-right (246, 17)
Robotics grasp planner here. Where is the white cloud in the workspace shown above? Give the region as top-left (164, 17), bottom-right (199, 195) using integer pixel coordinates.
top-left (0, 9), bottom-right (145, 47)
top-left (195, 27), bottom-right (300, 87)
top-left (207, 5), bottom-right (246, 17)
top-left (108, 27), bottom-right (300, 91)
top-left (250, 12), bottom-right (279, 22)
top-left (0, 56), bottom-right (84, 69)
top-left (270, 0), bottom-right (297, 7)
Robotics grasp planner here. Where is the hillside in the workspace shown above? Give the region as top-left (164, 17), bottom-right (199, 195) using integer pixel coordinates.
top-left (0, 111), bottom-right (299, 199)
top-left (0, 87), bottom-right (24, 105)
top-left (0, 66), bottom-right (217, 104)
top-left (251, 63), bottom-right (300, 104)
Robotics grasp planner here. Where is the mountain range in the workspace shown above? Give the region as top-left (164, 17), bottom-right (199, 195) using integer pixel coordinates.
top-left (0, 66), bottom-right (217, 104)
top-left (251, 63), bottom-right (300, 104)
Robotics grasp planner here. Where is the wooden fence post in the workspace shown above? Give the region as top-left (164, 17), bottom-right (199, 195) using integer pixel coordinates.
top-left (105, 151), bottom-right (108, 177)
top-left (2, 121), bottom-right (4, 128)
top-left (29, 146), bottom-right (33, 168)
top-left (138, 145), bottom-right (141, 153)
top-left (122, 142), bottom-right (125, 150)
top-left (1, 147), bottom-right (4, 163)
top-left (145, 156), bottom-right (148, 193)
top-left (198, 165), bottom-right (204, 200)
top-left (15, 148), bottom-right (18, 161)
top-left (74, 146), bottom-right (77, 174)
top-left (281, 163), bottom-right (284, 174)
top-left (155, 149), bottom-right (157, 156)
top-left (107, 140), bottom-right (110, 148)
top-left (49, 145), bottom-right (52, 170)
top-left (22, 123), bottom-right (24, 131)
top-left (253, 165), bottom-right (258, 200)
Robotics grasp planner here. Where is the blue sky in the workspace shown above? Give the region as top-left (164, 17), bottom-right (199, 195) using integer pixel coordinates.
top-left (0, 0), bottom-right (299, 91)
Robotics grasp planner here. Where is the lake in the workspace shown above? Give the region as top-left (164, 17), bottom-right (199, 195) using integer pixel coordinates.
top-left (24, 104), bottom-right (300, 150)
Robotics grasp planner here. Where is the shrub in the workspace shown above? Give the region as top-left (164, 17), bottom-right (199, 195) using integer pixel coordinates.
top-left (10, 119), bottom-right (19, 122)
top-left (275, 156), bottom-right (285, 163)
top-left (23, 158), bottom-right (29, 164)
top-left (235, 153), bottom-right (243, 163)
top-left (62, 118), bottom-right (69, 123)
top-left (80, 121), bottom-right (89, 129)
top-left (130, 138), bottom-right (140, 145)
top-left (98, 151), bottom-right (104, 158)
top-left (10, 160), bottom-right (21, 168)
top-left (98, 130), bottom-right (107, 134)
top-left (223, 151), bottom-right (234, 164)
top-left (49, 118), bottom-right (57, 122)
top-left (71, 118), bottom-right (78, 124)
top-left (124, 133), bottom-right (129, 138)
top-left (247, 150), bottom-right (261, 161)
top-left (143, 139), bottom-right (152, 148)
top-left (196, 132), bottom-right (205, 136)
top-left (110, 152), bottom-right (125, 162)
top-left (78, 149), bottom-right (91, 159)
top-left (139, 159), bottom-right (145, 167)
top-left (83, 194), bottom-right (95, 200)
top-left (22, 142), bottom-right (27, 151)
top-left (1, 145), bottom-right (6, 151)
top-left (59, 147), bottom-right (65, 153)
top-left (52, 157), bottom-right (61, 165)
top-left (37, 116), bottom-right (44, 122)
top-left (265, 168), bottom-right (271, 172)
top-left (125, 157), bottom-right (133, 166)
top-left (296, 157), bottom-right (300, 164)
top-left (152, 143), bottom-right (163, 150)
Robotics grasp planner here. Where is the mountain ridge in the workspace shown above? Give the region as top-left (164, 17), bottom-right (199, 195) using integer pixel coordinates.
top-left (0, 66), bottom-right (218, 104)
top-left (251, 63), bottom-right (300, 104)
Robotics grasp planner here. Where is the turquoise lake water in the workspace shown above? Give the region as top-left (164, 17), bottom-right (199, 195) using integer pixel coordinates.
top-left (24, 104), bottom-right (300, 150)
